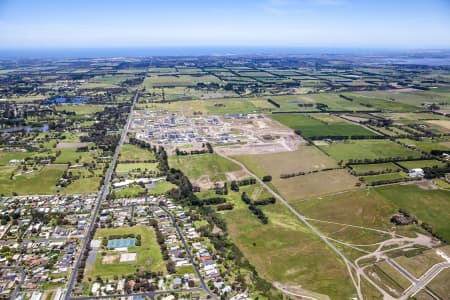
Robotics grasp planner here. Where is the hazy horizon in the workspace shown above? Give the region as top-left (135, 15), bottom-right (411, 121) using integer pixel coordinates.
top-left (1, 0), bottom-right (449, 50)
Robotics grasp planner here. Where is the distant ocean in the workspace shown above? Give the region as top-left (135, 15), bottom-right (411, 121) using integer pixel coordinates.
top-left (0, 47), bottom-right (449, 65)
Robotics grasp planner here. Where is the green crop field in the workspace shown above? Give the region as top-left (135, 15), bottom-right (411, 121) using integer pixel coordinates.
top-left (118, 144), bottom-right (156, 162)
top-left (271, 114), bottom-right (378, 138)
top-left (0, 164), bottom-right (66, 195)
top-left (86, 225), bottom-right (166, 280)
top-left (319, 140), bottom-right (423, 163)
top-left (168, 153), bottom-right (241, 181)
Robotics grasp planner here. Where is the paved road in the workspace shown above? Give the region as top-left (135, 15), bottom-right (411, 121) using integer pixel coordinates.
top-left (403, 262), bottom-right (450, 299)
top-left (216, 150), bottom-right (394, 300)
top-left (158, 205), bottom-right (212, 296)
top-left (70, 287), bottom-right (204, 300)
top-left (64, 90), bottom-right (140, 300)
top-left (0, 266), bottom-right (25, 300)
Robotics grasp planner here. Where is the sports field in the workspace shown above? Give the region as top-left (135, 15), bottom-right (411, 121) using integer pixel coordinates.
top-left (86, 225), bottom-right (166, 280)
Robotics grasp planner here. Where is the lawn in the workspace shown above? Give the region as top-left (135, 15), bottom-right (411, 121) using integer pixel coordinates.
top-left (0, 164), bottom-right (66, 195)
top-left (119, 144), bottom-right (156, 162)
top-left (216, 185), bottom-right (356, 299)
top-left (115, 163), bottom-right (159, 173)
top-left (148, 181), bottom-right (177, 195)
top-left (86, 225), bottom-right (166, 280)
top-left (233, 146), bottom-right (338, 178)
top-left (113, 184), bottom-right (145, 198)
top-left (168, 153), bottom-right (241, 181)
top-left (319, 140), bottom-right (423, 163)
top-left (271, 114), bottom-right (378, 138)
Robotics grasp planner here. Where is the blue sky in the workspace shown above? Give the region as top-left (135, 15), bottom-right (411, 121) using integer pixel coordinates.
top-left (0, 0), bottom-right (449, 49)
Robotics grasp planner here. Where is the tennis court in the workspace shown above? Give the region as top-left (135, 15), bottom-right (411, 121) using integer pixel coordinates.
top-left (107, 238), bottom-right (135, 249)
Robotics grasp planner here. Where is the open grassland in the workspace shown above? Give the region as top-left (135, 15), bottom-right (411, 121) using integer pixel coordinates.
top-left (375, 185), bottom-right (450, 242)
top-left (54, 148), bottom-right (98, 164)
top-left (60, 177), bottom-right (101, 194)
top-left (396, 159), bottom-right (446, 170)
top-left (143, 75), bottom-right (222, 88)
top-left (115, 163), bottom-right (158, 173)
top-left (0, 150), bottom-right (32, 165)
top-left (343, 93), bottom-right (420, 112)
top-left (273, 93), bottom-right (376, 111)
top-left (0, 164), bottom-right (66, 195)
top-left (271, 114), bottom-right (378, 138)
top-left (86, 225), bottom-right (166, 280)
top-left (272, 169), bottom-right (358, 201)
top-left (361, 172), bottom-right (408, 184)
top-left (397, 138), bottom-right (450, 153)
top-left (350, 162), bottom-right (400, 175)
top-left (113, 184), bottom-right (145, 198)
top-left (217, 185), bottom-right (356, 299)
top-left (319, 140), bottom-right (423, 163)
top-left (168, 153), bottom-right (241, 181)
top-left (233, 146), bottom-right (338, 178)
top-left (394, 246), bottom-right (448, 278)
top-left (148, 181), bottom-right (177, 195)
top-left (118, 144), bottom-right (156, 162)
top-left (55, 104), bottom-right (105, 115)
top-left (354, 90), bottom-right (450, 107)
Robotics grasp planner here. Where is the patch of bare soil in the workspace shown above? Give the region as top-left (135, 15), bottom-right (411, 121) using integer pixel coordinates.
top-left (225, 169), bottom-right (250, 181)
top-left (102, 254), bottom-right (118, 264)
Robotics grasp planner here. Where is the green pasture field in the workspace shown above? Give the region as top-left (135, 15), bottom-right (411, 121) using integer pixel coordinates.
top-left (212, 184), bottom-right (356, 299)
top-left (0, 150), bottom-right (32, 166)
top-left (361, 172), bottom-right (408, 184)
top-left (319, 140), bottom-right (423, 163)
top-left (396, 159), bottom-right (446, 170)
top-left (343, 93), bottom-right (420, 112)
top-left (397, 138), bottom-right (450, 153)
top-left (354, 89), bottom-right (450, 107)
top-left (271, 114), bottom-right (378, 138)
top-left (350, 162), bottom-right (401, 175)
top-left (115, 163), bottom-right (159, 173)
top-left (118, 144), bottom-right (156, 162)
top-left (55, 104), bottom-right (106, 115)
top-left (61, 177), bottom-right (101, 194)
top-left (53, 148), bottom-right (97, 164)
top-left (143, 75), bottom-right (222, 88)
top-left (168, 153), bottom-right (240, 181)
top-left (85, 225), bottom-right (166, 280)
top-left (0, 164), bottom-right (66, 195)
top-left (148, 181), bottom-right (177, 195)
top-left (113, 184), bottom-right (145, 198)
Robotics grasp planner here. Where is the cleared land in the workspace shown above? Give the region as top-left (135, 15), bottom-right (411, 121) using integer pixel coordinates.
top-left (115, 162), bottom-right (158, 173)
top-left (118, 144), bottom-right (156, 162)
